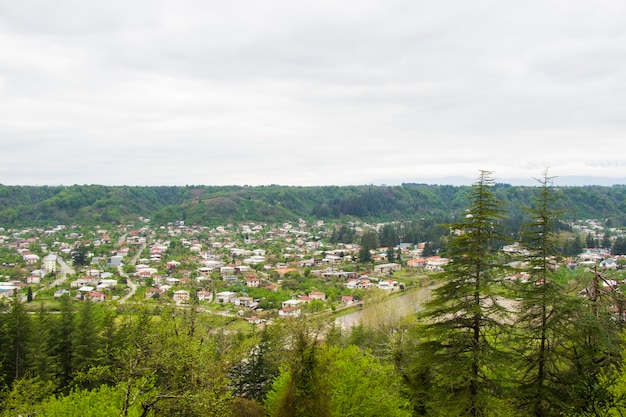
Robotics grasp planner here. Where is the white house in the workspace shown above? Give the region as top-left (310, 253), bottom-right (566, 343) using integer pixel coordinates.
top-left (173, 290), bottom-right (190, 305)
top-left (43, 254), bottom-right (57, 273)
top-left (23, 253), bottom-right (40, 265)
top-left (197, 291), bottom-right (213, 302)
top-left (279, 307), bottom-right (301, 318)
top-left (377, 280), bottom-right (399, 290)
top-left (215, 291), bottom-right (237, 304)
top-left (373, 263), bottom-right (401, 274)
top-left (97, 279), bottom-right (119, 289)
top-left (282, 299), bottom-right (304, 309)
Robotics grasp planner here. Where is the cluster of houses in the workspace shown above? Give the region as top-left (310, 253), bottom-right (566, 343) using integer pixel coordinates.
top-left (2, 218), bottom-right (626, 322)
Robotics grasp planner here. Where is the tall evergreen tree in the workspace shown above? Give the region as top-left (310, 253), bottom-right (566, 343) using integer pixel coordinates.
top-left (30, 303), bottom-right (56, 383)
top-left (379, 224), bottom-right (399, 248)
top-left (612, 236), bottom-right (626, 255)
top-left (414, 171), bottom-right (512, 417)
top-left (514, 172), bottom-right (622, 416)
top-left (2, 296), bottom-right (32, 384)
top-left (52, 295), bottom-right (76, 389)
top-left (572, 234), bottom-right (584, 256)
top-left (360, 230), bottom-right (379, 251)
top-left (73, 300), bottom-right (101, 380)
top-left (358, 247), bottom-right (372, 263)
top-left (387, 247), bottom-right (396, 263)
top-left (513, 172), bottom-right (575, 416)
top-left (229, 328), bottom-right (282, 401)
top-left (72, 245), bottom-right (89, 267)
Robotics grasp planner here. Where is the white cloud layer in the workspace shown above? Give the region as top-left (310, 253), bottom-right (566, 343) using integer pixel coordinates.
top-left (1, 0), bottom-right (625, 186)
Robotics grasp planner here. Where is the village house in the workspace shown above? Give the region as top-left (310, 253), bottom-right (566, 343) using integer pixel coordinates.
top-left (109, 255), bottom-right (123, 267)
top-left (220, 266), bottom-right (236, 275)
top-left (24, 273), bottom-right (40, 284)
top-left (235, 296), bottom-right (255, 308)
top-left (145, 288), bottom-right (162, 299)
top-left (197, 291), bottom-right (212, 302)
top-left (374, 263), bottom-right (401, 274)
top-left (173, 290), bottom-right (190, 305)
top-left (23, 253), bottom-right (40, 265)
top-left (85, 291), bottom-right (106, 302)
top-left (346, 278), bottom-right (372, 289)
top-left (245, 276), bottom-right (261, 287)
top-left (309, 291), bottom-right (326, 301)
top-left (282, 299), bottom-right (305, 309)
top-left (54, 289), bottom-right (70, 298)
top-left (341, 295), bottom-right (355, 304)
top-left (278, 307), bottom-right (301, 318)
top-left (165, 276), bottom-right (180, 285)
top-left (166, 260), bottom-right (181, 269)
top-left (97, 279), bottom-right (119, 289)
top-left (245, 316), bottom-right (265, 325)
top-left (215, 291), bottom-right (237, 304)
top-left (377, 280), bottom-right (399, 290)
top-left (425, 256), bottom-right (450, 271)
top-left (71, 277), bottom-right (97, 288)
top-left (407, 258), bottom-right (427, 268)
top-left (43, 254), bottom-right (57, 273)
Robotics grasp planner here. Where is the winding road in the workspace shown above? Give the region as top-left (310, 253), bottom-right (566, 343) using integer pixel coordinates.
top-left (119, 243), bottom-right (146, 303)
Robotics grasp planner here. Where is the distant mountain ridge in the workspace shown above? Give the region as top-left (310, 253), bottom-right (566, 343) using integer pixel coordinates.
top-left (1, 183), bottom-right (625, 228)
top-left (371, 176), bottom-right (626, 187)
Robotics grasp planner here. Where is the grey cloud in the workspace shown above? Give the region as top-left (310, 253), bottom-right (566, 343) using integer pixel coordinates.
top-left (1, 0), bottom-right (626, 185)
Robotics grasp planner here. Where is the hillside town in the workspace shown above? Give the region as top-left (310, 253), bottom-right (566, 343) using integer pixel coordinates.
top-left (1, 217), bottom-right (626, 325)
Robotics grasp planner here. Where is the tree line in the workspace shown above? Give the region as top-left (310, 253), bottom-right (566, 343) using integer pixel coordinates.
top-left (3, 183), bottom-right (626, 229)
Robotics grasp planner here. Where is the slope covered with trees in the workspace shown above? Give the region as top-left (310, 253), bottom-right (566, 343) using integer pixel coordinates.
top-left (1, 183), bottom-right (626, 228)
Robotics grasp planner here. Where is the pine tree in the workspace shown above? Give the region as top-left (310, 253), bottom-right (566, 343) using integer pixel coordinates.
top-left (30, 303), bottom-right (56, 383)
top-left (514, 172), bottom-right (622, 416)
top-left (229, 329), bottom-right (281, 401)
top-left (514, 171), bottom-right (574, 416)
top-left (387, 247), bottom-right (396, 263)
top-left (2, 296), bottom-right (32, 384)
top-left (72, 245), bottom-right (89, 267)
top-left (358, 247), bottom-right (372, 263)
top-left (612, 236), bottom-right (626, 255)
top-left (52, 294), bottom-right (76, 390)
top-left (73, 300), bottom-right (101, 379)
top-left (414, 171), bottom-right (511, 417)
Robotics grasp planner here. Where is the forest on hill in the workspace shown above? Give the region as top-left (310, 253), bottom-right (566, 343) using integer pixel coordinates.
top-left (1, 183), bottom-right (626, 228)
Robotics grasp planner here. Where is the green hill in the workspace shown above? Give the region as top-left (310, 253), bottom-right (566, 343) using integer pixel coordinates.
top-left (1, 183), bottom-right (625, 228)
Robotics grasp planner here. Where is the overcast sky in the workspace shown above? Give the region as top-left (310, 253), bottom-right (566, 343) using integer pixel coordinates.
top-left (1, 1), bottom-right (625, 186)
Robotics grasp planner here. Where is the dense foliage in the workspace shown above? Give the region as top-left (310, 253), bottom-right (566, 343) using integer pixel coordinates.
top-left (2, 183), bottom-right (626, 228)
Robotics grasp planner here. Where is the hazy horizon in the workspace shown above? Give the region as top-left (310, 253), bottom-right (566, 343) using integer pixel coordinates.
top-left (2, 175), bottom-right (626, 188)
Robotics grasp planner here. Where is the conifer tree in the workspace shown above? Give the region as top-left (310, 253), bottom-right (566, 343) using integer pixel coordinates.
top-left (387, 247), bottom-right (396, 263)
top-left (73, 300), bottom-right (101, 379)
top-left (52, 294), bottom-right (76, 389)
top-left (2, 296), bottom-right (32, 384)
top-left (414, 170), bottom-right (512, 417)
top-left (30, 303), bottom-right (55, 383)
top-left (230, 328), bottom-right (281, 401)
top-left (514, 171), bottom-right (621, 416)
top-left (513, 171), bottom-right (573, 416)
